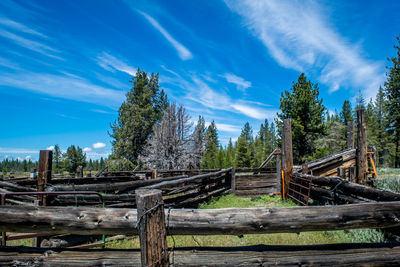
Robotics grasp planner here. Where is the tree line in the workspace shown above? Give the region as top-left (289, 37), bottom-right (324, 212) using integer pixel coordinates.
top-left (3, 35), bottom-right (399, 174)
top-left (109, 35), bottom-right (400, 170)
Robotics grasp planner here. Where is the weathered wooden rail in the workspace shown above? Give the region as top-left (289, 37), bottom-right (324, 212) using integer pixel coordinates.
top-left (1, 201), bottom-right (400, 235)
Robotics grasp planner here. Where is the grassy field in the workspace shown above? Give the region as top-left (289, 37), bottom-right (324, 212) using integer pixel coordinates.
top-left (106, 194), bottom-right (385, 249)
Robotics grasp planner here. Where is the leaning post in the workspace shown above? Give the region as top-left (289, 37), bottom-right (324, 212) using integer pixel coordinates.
top-left (135, 189), bottom-right (168, 267)
top-left (281, 119), bottom-right (293, 199)
top-left (356, 109), bottom-right (367, 185)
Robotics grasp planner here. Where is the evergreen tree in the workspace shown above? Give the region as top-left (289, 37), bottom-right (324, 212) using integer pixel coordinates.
top-left (225, 138), bottom-right (235, 167)
top-left (277, 73), bottom-right (326, 163)
top-left (340, 100), bottom-right (353, 125)
top-left (235, 136), bottom-right (251, 167)
top-left (192, 116), bottom-right (206, 168)
top-left (201, 121), bottom-right (219, 169)
top-left (366, 98), bottom-right (378, 148)
top-left (375, 86), bottom-right (389, 165)
top-left (355, 89), bottom-right (366, 111)
top-left (110, 68), bottom-right (168, 167)
top-left (216, 146), bottom-right (225, 169)
top-left (384, 35), bottom-right (400, 167)
top-left (53, 144), bottom-right (63, 173)
top-left (63, 145), bottom-right (86, 173)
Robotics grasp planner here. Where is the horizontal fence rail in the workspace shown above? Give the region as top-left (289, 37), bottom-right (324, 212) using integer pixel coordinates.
top-left (1, 202), bottom-right (400, 236)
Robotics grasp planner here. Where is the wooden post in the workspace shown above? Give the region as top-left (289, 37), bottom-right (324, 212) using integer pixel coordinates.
top-left (349, 166), bottom-right (356, 183)
top-left (152, 169), bottom-right (158, 179)
top-left (337, 168), bottom-right (345, 179)
top-left (281, 119), bottom-right (293, 198)
top-left (346, 121), bottom-right (355, 149)
top-left (36, 150), bottom-right (52, 247)
top-left (76, 166), bottom-right (83, 178)
top-left (275, 150), bottom-right (281, 193)
top-left (135, 189), bottom-right (168, 267)
top-left (230, 168), bottom-right (236, 194)
top-left (37, 150), bottom-right (52, 206)
top-left (356, 109), bottom-right (367, 185)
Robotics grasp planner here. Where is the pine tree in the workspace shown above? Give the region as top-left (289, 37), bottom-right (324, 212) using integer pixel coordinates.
top-left (277, 73), bottom-right (326, 163)
top-left (63, 145), bottom-right (86, 173)
top-left (235, 136), bottom-right (251, 167)
top-left (110, 68), bottom-right (168, 167)
top-left (53, 144), bottom-right (63, 173)
top-left (340, 100), bottom-right (353, 125)
top-left (201, 121), bottom-right (219, 169)
top-left (375, 86), bottom-right (389, 165)
top-left (384, 35), bottom-right (400, 167)
top-left (192, 116), bottom-right (206, 168)
top-left (225, 138), bottom-right (235, 167)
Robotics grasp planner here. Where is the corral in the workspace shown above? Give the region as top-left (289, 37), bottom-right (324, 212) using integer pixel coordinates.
top-left (1, 109), bottom-right (400, 266)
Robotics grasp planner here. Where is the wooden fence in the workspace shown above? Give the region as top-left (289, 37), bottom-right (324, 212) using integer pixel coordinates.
top-left (2, 189), bottom-right (400, 265)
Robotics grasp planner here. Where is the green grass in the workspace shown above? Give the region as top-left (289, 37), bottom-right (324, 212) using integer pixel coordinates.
top-left (374, 168), bottom-right (400, 193)
top-left (106, 193), bottom-right (385, 249)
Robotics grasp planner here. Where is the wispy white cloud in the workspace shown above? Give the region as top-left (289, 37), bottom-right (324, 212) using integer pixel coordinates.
top-left (93, 142), bottom-right (106, 149)
top-left (231, 103), bottom-right (273, 120)
top-left (215, 123), bottom-right (242, 133)
top-left (0, 17), bottom-right (47, 38)
top-left (162, 72), bottom-right (275, 120)
top-left (225, 0), bottom-right (384, 99)
top-left (0, 147), bottom-right (39, 154)
top-left (138, 11), bottom-right (193, 60)
top-left (83, 147), bottom-right (92, 152)
top-left (0, 29), bottom-right (61, 59)
top-left (96, 52), bottom-right (136, 76)
top-left (0, 71), bottom-right (125, 108)
top-left (221, 73), bottom-right (251, 91)
top-left (46, 145), bottom-right (54, 150)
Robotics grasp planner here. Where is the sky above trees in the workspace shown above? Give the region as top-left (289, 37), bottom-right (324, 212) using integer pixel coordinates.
top-left (0, 0), bottom-right (399, 160)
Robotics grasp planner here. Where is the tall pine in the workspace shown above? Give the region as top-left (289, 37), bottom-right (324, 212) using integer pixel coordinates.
top-left (110, 68), bottom-right (167, 167)
top-left (277, 73), bottom-right (326, 163)
top-left (384, 35), bottom-right (400, 167)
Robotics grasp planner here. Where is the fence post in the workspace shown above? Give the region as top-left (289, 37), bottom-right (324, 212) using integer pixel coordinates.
top-left (135, 189), bottom-right (168, 267)
top-left (230, 168), bottom-right (236, 194)
top-left (37, 150), bottom-right (52, 207)
top-left (346, 121), bottom-right (355, 149)
top-left (275, 150), bottom-right (281, 194)
top-left (349, 166), bottom-right (356, 183)
top-left (152, 169), bottom-right (158, 179)
top-left (281, 119), bottom-right (293, 199)
top-left (337, 168), bottom-right (345, 179)
top-left (35, 150), bottom-right (52, 247)
top-left (356, 109), bottom-right (367, 184)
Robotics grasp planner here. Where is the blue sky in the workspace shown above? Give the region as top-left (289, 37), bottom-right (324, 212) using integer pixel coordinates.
top-left (0, 0), bottom-right (399, 161)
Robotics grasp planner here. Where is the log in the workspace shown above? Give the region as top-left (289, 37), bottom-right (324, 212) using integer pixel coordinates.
top-left (296, 173), bottom-right (400, 201)
top-left (47, 175), bottom-right (188, 192)
top-left (310, 186), bottom-right (363, 204)
top-left (143, 169), bottom-right (231, 190)
top-left (0, 181), bottom-right (36, 192)
top-left (1, 202), bottom-right (400, 235)
top-left (2, 243), bottom-right (400, 266)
